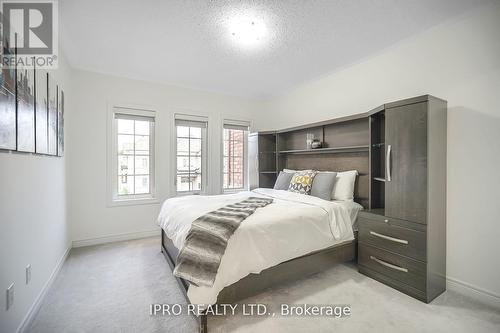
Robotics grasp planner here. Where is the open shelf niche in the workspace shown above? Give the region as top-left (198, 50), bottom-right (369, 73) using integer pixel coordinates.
top-left (249, 131), bottom-right (278, 189)
top-left (274, 116), bottom-right (371, 208)
top-left (369, 111), bottom-right (386, 210)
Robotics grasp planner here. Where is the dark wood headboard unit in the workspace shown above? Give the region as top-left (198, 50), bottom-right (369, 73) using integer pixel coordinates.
top-left (250, 95), bottom-right (442, 210)
top-left (275, 115), bottom-right (372, 208)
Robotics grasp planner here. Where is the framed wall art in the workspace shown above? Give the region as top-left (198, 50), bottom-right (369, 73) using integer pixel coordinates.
top-left (0, 34), bottom-right (16, 151)
top-left (35, 69), bottom-right (49, 154)
top-left (16, 59), bottom-right (36, 152)
top-left (57, 87), bottom-right (64, 156)
top-left (47, 74), bottom-right (58, 155)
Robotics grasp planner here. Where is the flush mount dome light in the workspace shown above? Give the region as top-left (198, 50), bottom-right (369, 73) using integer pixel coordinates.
top-left (227, 15), bottom-right (268, 48)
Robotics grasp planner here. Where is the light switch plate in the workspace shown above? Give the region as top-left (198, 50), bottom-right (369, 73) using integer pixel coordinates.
top-left (26, 264), bottom-right (32, 284)
top-left (6, 283), bottom-right (14, 310)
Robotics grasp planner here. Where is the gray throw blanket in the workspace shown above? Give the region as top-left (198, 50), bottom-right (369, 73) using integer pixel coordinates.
top-left (173, 197), bottom-right (273, 287)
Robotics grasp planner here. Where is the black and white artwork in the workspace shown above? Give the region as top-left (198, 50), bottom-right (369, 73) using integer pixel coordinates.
top-left (47, 74), bottom-right (57, 155)
top-left (16, 63), bottom-right (36, 152)
top-left (35, 69), bottom-right (48, 154)
top-left (0, 35), bottom-right (16, 150)
top-left (57, 87), bottom-right (64, 156)
top-left (0, 30), bottom-right (65, 156)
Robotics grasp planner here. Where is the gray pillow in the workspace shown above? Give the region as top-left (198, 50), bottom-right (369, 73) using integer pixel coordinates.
top-left (311, 172), bottom-right (338, 200)
top-left (273, 171), bottom-right (294, 190)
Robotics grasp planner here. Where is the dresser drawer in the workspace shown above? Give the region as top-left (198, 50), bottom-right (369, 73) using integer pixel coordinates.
top-left (358, 217), bottom-right (426, 261)
top-left (358, 211), bottom-right (426, 231)
top-left (358, 244), bottom-right (427, 292)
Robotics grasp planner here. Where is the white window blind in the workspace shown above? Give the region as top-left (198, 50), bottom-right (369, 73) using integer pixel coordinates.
top-left (115, 113), bottom-right (155, 122)
top-left (175, 119), bottom-right (207, 128)
top-left (223, 119), bottom-right (250, 131)
top-left (223, 123), bottom-right (249, 131)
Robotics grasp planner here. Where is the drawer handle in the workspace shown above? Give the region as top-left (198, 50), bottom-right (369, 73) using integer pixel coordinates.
top-left (370, 231), bottom-right (408, 245)
top-left (370, 255), bottom-right (408, 273)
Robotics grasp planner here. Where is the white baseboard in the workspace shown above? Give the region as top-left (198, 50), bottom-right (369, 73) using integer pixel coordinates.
top-left (72, 229), bottom-right (159, 248)
top-left (16, 246), bottom-right (71, 333)
top-left (14, 230), bottom-right (159, 333)
top-left (447, 276), bottom-right (500, 309)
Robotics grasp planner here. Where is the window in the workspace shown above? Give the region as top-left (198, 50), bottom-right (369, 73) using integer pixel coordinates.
top-left (110, 108), bottom-right (155, 203)
top-left (175, 116), bottom-right (207, 193)
top-left (223, 121), bottom-right (249, 191)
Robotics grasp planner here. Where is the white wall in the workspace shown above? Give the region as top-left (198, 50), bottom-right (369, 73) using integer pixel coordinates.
top-left (254, 4), bottom-right (500, 303)
top-left (0, 55), bottom-right (73, 333)
top-left (67, 70), bottom-right (258, 244)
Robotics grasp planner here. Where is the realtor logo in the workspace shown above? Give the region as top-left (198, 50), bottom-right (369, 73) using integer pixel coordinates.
top-left (1, 0), bottom-right (58, 68)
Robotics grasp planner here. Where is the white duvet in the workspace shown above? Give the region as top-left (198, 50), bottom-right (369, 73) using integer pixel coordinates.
top-left (157, 188), bottom-right (361, 305)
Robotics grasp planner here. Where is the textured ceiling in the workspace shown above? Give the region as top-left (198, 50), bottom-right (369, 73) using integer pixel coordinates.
top-left (60, 0), bottom-right (490, 98)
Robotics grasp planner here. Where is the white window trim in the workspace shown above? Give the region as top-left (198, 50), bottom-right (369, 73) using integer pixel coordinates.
top-left (174, 113), bottom-right (208, 196)
top-left (107, 105), bottom-right (158, 207)
top-left (221, 119), bottom-right (250, 193)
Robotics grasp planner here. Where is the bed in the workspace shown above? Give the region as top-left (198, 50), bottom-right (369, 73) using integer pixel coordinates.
top-left (157, 187), bottom-right (363, 332)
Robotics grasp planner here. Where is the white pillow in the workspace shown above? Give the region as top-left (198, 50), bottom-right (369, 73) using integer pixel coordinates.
top-left (331, 170), bottom-right (358, 201)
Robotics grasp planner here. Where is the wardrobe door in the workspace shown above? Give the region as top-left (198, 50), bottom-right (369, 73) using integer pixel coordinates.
top-left (385, 102), bottom-right (428, 224)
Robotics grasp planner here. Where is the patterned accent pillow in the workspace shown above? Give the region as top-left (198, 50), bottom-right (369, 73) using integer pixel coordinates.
top-left (288, 170), bottom-right (318, 195)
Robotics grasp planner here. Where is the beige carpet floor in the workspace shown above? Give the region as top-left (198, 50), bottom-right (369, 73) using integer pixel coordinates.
top-left (28, 237), bottom-right (500, 333)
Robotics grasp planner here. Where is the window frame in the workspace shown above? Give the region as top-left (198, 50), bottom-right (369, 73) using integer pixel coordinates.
top-left (107, 106), bottom-right (158, 207)
top-left (222, 119), bottom-right (250, 193)
top-left (174, 114), bottom-right (208, 196)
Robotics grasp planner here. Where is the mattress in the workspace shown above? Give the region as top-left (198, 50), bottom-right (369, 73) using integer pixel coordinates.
top-left (157, 188), bottom-right (362, 304)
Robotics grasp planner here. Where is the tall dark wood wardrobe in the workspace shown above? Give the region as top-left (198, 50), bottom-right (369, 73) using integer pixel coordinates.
top-left (358, 95), bottom-right (447, 303)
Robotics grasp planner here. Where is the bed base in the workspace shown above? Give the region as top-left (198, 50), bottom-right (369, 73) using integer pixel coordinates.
top-left (161, 230), bottom-right (357, 333)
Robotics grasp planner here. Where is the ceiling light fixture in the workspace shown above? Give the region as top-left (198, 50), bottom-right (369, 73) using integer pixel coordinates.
top-left (227, 15), bottom-right (268, 48)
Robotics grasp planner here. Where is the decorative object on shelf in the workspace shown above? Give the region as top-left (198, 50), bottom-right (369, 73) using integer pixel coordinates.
top-left (311, 139), bottom-right (322, 149)
top-left (306, 133), bottom-right (314, 149)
